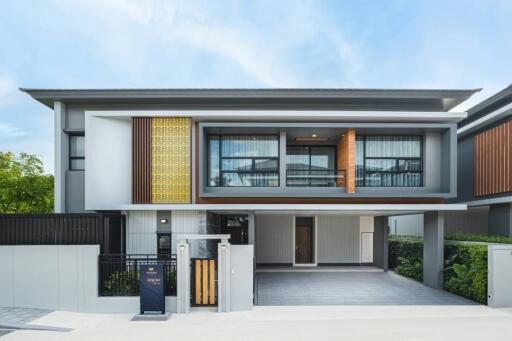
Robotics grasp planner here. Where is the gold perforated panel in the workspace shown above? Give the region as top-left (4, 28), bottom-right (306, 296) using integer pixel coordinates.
top-left (151, 117), bottom-right (192, 203)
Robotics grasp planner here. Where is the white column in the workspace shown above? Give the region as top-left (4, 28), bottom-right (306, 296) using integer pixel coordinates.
top-left (217, 241), bottom-right (231, 313)
top-left (54, 101), bottom-right (67, 213)
top-left (176, 240), bottom-right (190, 314)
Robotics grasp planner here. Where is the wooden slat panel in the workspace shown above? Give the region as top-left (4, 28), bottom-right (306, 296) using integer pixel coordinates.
top-left (202, 260), bottom-right (208, 304)
top-left (474, 120), bottom-right (512, 197)
top-left (209, 260), bottom-right (215, 305)
top-left (195, 260), bottom-right (202, 305)
top-left (132, 117), bottom-right (152, 203)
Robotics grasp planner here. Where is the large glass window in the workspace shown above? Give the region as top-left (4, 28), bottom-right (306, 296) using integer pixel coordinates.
top-left (356, 135), bottom-right (423, 187)
top-left (208, 135), bottom-right (279, 187)
top-left (286, 146), bottom-right (336, 186)
top-left (69, 135), bottom-right (85, 170)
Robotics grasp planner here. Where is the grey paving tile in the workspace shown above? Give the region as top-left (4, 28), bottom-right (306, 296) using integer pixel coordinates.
top-left (256, 272), bottom-right (477, 306)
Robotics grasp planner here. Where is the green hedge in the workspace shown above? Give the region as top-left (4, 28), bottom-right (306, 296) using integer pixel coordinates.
top-left (445, 232), bottom-right (512, 244)
top-left (388, 236), bottom-right (488, 304)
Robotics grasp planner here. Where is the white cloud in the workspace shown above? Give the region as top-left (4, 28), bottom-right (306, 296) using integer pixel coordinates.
top-left (51, 0), bottom-right (361, 87)
top-left (0, 74), bottom-right (16, 98)
top-left (0, 122), bottom-right (28, 138)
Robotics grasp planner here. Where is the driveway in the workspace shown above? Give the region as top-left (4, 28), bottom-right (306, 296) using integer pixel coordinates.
top-left (256, 271), bottom-right (475, 306)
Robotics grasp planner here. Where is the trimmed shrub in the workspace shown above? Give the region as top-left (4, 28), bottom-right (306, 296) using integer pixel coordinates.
top-left (388, 236), bottom-right (422, 269)
top-left (388, 236), bottom-right (488, 304)
top-left (445, 233), bottom-right (512, 244)
top-left (444, 243), bottom-right (487, 304)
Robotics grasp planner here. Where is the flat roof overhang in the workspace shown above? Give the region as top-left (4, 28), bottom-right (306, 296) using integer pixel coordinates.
top-left (97, 204), bottom-right (467, 216)
top-left (20, 87), bottom-right (480, 112)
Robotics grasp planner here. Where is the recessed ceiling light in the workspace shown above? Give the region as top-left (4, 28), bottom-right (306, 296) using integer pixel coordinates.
top-left (312, 134), bottom-right (317, 138)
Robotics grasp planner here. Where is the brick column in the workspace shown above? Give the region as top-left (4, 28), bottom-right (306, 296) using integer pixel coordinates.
top-left (337, 129), bottom-right (356, 193)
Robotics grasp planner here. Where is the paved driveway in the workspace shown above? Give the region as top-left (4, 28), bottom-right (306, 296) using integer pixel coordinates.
top-left (256, 271), bottom-right (476, 306)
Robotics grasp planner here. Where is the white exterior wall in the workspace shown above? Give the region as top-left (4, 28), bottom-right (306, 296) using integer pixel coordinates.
top-left (85, 115), bottom-right (132, 210)
top-left (488, 244), bottom-right (512, 308)
top-left (126, 211), bottom-right (157, 254)
top-left (0, 245), bottom-right (177, 313)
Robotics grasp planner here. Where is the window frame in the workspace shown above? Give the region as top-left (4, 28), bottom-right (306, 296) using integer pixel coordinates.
top-left (285, 145), bottom-right (338, 187)
top-left (68, 133), bottom-right (85, 171)
top-left (207, 134), bottom-right (280, 187)
top-left (357, 135), bottom-right (423, 187)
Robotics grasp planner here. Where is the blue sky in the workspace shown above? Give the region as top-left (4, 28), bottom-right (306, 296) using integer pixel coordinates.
top-left (1, 0), bottom-right (511, 173)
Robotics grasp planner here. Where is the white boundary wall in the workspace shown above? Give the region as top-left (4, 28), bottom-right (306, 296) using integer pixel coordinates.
top-left (488, 244), bottom-right (512, 308)
top-left (0, 245), bottom-right (176, 313)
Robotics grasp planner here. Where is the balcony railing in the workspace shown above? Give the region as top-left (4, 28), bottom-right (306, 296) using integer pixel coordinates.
top-left (98, 254), bottom-right (177, 296)
top-left (286, 169), bottom-right (346, 187)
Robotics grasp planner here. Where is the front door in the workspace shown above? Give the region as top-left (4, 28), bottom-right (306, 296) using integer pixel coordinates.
top-left (295, 217), bottom-right (314, 264)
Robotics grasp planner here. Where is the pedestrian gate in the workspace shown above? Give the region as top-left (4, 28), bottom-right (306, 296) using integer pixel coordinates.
top-left (191, 258), bottom-right (217, 306)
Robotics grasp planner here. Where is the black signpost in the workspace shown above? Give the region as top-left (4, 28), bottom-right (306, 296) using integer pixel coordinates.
top-left (140, 264), bottom-right (165, 315)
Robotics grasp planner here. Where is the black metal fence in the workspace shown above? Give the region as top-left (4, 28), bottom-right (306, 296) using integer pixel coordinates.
top-left (0, 213), bottom-right (125, 254)
top-left (98, 254), bottom-right (177, 296)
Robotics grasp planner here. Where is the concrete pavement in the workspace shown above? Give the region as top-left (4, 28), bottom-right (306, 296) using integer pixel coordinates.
top-left (2, 305), bottom-right (512, 341)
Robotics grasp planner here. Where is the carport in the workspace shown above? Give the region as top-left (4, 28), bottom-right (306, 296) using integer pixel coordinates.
top-left (255, 270), bottom-right (475, 306)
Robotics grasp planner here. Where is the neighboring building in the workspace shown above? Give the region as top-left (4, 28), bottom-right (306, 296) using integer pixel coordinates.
top-left (454, 85), bottom-right (512, 237)
top-left (19, 87), bottom-right (476, 293)
top-left (392, 85), bottom-right (512, 237)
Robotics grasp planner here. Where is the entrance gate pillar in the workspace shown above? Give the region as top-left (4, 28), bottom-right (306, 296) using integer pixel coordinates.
top-left (177, 238), bottom-right (190, 314)
top-left (218, 238), bottom-right (231, 313)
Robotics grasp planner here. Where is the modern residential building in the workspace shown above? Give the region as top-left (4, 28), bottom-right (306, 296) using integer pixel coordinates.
top-left (390, 85), bottom-right (512, 237)
top-left (7, 87), bottom-right (478, 312)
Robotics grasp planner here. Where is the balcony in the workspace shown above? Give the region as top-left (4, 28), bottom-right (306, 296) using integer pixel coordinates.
top-left (286, 169), bottom-right (346, 187)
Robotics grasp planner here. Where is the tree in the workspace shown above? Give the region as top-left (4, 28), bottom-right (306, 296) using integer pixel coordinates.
top-left (0, 152), bottom-right (54, 213)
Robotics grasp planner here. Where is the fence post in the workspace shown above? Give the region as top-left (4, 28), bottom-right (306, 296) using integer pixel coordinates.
top-left (177, 239), bottom-right (190, 313)
top-left (217, 239), bottom-right (231, 313)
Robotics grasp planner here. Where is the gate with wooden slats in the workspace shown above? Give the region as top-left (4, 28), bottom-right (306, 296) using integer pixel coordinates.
top-left (191, 258), bottom-right (217, 306)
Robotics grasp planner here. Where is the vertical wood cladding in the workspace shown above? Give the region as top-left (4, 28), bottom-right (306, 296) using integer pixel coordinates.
top-left (474, 120), bottom-right (512, 197)
top-left (132, 117), bottom-right (152, 204)
top-left (152, 117), bottom-right (192, 204)
top-left (337, 129), bottom-right (355, 193)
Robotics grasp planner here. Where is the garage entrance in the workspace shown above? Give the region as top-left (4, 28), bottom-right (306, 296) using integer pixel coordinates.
top-left (255, 270), bottom-right (476, 306)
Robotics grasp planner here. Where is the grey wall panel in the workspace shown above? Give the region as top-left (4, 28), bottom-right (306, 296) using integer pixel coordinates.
top-left (65, 170), bottom-right (86, 213)
top-left (66, 105), bottom-right (86, 130)
top-left (157, 211), bottom-right (172, 233)
top-left (317, 216), bottom-right (360, 263)
top-left (424, 131), bottom-right (441, 192)
top-left (457, 136), bottom-right (475, 202)
top-left (126, 211), bottom-right (157, 254)
top-left (389, 214), bottom-right (423, 236)
top-left (445, 206), bottom-right (489, 235)
top-left (171, 210), bottom-right (208, 257)
top-left (373, 216), bottom-right (388, 270)
top-left (489, 203), bottom-right (512, 237)
top-left (255, 215), bottom-right (293, 264)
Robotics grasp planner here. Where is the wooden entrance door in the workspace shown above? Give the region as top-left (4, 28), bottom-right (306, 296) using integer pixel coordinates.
top-left (295, 217), bottom-right (314, 264)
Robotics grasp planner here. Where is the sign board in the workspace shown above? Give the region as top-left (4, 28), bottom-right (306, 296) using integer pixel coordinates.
top-left (140, 264), bottom-right (165, 314)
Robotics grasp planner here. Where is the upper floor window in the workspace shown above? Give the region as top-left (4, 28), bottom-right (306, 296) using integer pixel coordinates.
top-left (356, 135), bottom-right (422, 187)
top-left (286, 146), bottom-right (337, 186)
top-left (208, 135), bottom-right (279, 187)
top-left (69, 135), bottom-right (85, 170)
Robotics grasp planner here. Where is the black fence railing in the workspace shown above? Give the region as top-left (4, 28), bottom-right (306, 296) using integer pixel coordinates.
top-left (98, 254), bottom-right (177, 297)
top-left (286, 169), bottom-right (346, 187)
